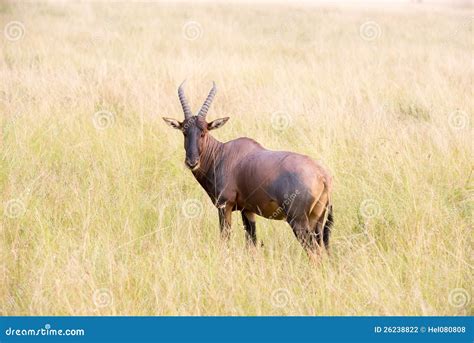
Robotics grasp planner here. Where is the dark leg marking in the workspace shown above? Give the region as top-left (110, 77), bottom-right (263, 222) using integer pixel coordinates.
top-left (288, 217), bottom-right (319, 254)
top-left (241, 211), bottom-right (257, 246)
top-left (323, 205), bottom-right (333, 252)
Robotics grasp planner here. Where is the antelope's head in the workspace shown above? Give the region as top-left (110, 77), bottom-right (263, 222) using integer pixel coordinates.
top-left (163, 81), bottom-right (229, 170)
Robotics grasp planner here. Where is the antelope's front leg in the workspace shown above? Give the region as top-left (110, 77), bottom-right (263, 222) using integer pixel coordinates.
top-left (241, 210), bottom-right (257, 246)
top-left (218, 204), bottom-right (232, 241)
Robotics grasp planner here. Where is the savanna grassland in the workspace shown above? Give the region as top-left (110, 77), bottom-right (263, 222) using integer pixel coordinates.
top-left (0, 1), bottom-right (472, 316)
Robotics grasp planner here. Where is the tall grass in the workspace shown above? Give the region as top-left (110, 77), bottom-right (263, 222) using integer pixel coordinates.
top-left (1, 1), bottom-right (472, 315)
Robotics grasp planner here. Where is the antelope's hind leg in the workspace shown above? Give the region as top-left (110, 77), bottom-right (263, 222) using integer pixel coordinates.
top-left (241, 211), bottom-right (257, 246)
top-left (309, 189), bottom-right (330, 255)
top-left (288, 217), bottom-right (321, 264)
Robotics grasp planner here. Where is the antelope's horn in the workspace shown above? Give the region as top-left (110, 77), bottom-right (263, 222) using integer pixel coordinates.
top-left (178, 80), bottom-right (192, 119)
top-left (197, 81), bottom-right (217, 117)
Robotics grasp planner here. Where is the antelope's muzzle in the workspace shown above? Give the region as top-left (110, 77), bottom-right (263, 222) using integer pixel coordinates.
top-left (185, 159), bottom-right (200, 170)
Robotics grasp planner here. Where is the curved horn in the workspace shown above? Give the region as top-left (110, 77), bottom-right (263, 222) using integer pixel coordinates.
top-left (178, 80), bottom-right (192, 119)
top-left (197, 81), bottom-right (217, 117)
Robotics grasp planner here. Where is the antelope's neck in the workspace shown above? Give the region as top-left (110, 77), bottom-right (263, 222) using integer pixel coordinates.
top-left (193, 134), bottom-right (224, 182)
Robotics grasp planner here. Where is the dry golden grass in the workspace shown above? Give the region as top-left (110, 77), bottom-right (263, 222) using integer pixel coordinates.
top-left (0, 1), bottom-right (472, 316)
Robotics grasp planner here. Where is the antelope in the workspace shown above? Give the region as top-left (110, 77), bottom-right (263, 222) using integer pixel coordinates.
top-left (163, 81), bottom-right (333, 260)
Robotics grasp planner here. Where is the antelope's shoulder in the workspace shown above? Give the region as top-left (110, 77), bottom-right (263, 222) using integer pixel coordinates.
top-left (226, 136), bottom-right (263, 146)
top-left (223, 137), bottom-right (264, 153)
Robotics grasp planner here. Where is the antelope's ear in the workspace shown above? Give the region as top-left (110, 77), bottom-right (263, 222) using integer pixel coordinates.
top-left (207, 117), bottom-right (229, 131)
top-left (162, 117), bottom-right (182, 130)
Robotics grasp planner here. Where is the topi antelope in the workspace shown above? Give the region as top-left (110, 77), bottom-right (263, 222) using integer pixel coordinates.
top-left (163, 81), bottom-right (333, 260)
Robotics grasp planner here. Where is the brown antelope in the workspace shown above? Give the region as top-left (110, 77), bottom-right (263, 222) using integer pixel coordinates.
top-left (163, 81), bottom-right (333, 260)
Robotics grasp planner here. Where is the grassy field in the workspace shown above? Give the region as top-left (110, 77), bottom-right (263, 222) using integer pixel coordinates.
top-left (1, 1), bottom-right (472, 316)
